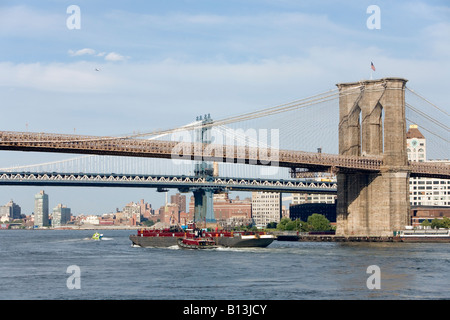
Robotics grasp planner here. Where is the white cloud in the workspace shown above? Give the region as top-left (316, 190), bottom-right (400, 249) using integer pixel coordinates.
top-left (68, 48), bottom-right (97, 56)
top-left (68, 49), bottom-right (128, 62)
top-left (104, 52), bottom-right (128, 62)
top-left (2, 47), bottom-right (449, 103)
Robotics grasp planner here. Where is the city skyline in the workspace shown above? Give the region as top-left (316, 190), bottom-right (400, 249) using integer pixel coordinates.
top-left (0, 188), bottom-right (190, 217)
top-left (0, 1), bottom-right (449, 214)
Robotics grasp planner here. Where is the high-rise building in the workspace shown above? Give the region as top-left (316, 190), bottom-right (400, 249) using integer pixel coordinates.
top-left (121, 202), bottom-right (141, 224)
top-left (52, 204), bottom-right (71, 227)
top-left (34, 190), bottom-right (49, 227)
top-left (171, 193), bottom-right (186, 213)
top-left (251, 192), bottom-right (282, 228)
top-left (407, 124), bottom-right (450, 207)
top-left (0, 200), bottom-right (21, 220)
top-left (138, 199), bottom-right (154, 219)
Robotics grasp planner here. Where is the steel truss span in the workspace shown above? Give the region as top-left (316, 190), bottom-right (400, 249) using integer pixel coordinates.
top-left (0, 171), bottom-right (337, 193)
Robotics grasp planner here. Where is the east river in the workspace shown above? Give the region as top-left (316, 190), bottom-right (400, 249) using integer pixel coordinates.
top-left (0, 229), bottom-right (448, 300)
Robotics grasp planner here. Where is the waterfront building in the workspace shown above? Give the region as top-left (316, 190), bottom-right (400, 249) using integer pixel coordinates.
top-left (122, 201), bottom-right (141, 223)
top-left (34, 190), bottom-right (49, 227)
top-left (115, 202), bottom-right (141, 226)
top-left (81, 215), bottom-right (100, 225)
top-left (410, 206), bottom-right (450, 227)
top-left (288, 174), bottom-right (337, 223)
top-left (0, 200), bottom-right (22, 220)
top-left (52, 204), bottom-right (71, 227)
top-left (289, 203), bottom-right (337, 223)
top-left (291, 193), bottom-right (337, 205)
top-left (406, 124), bottom-right (426, 162)
top-left (171, 193), bottom-right (186, 214)
top-left (291, 174), bottom-right (337, 207)
top-left (138, 199), bottom-right (154, 219)
top-left (251, 192), bottom-right (282, 228)
top-left (407, 124), bottom-right (450, 207)
top-left (162, 203), bottom-right (180, 224)
top-left (99, 213), bottom-right (115, 226)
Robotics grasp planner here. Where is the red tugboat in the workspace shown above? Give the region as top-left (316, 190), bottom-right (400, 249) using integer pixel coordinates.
top-left (130, 222), bottom-right (276, 248)
top-left (178, 226), bottom-right (217, 249)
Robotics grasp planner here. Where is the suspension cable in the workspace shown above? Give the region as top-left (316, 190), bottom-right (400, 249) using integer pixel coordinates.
top-left (2, 87), bottom-right (350, 143)
top-left (406, 118), bottom-right (449, 143)
top-left (406, 87), bottom-right (449, 117)
top-left (406, 103), bottom-right (450, 132)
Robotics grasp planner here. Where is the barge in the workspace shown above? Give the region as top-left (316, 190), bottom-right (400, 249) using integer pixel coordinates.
top-left (129, 224), bottom-right (276, 248)
top-left (393, 229), bottom-right (450, 242)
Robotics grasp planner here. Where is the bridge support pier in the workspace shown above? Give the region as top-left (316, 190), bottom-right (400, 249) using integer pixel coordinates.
top-left (192, 114), bottom-right (217, 224)
top-left (193, 188), bottom-right (216, 223)
top-left (336, 78), bottom-right (410, 237)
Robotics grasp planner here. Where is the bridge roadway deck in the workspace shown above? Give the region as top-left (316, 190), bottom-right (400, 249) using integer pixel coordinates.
top-left (0, 131), bottom-right (448, 179)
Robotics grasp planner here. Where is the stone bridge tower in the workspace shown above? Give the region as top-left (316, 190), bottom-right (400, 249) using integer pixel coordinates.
top-left (336, 78), bottom-right (410, 237)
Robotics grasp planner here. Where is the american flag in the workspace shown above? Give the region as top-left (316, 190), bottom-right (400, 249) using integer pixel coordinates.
top-left (371, 62), bottom-right (376, 71)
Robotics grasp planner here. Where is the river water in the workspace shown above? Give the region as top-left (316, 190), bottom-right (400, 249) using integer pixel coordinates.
top-left (0, 229), bottom-right (448, 300)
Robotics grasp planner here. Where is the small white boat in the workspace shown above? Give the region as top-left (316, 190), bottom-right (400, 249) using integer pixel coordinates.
top-left (92, 232), bottom-right (104, 240)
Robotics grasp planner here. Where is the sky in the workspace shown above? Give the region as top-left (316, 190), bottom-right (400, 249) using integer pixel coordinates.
top-left (0, 0), bottom-right (449, 215)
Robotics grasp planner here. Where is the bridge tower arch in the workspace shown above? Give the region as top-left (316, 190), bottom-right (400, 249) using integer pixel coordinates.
top-left (336, 78), bottom-right (410, 237)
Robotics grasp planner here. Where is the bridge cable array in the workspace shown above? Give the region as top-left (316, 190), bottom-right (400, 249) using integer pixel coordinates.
top-left (1, 84), bottom-right (447, 174)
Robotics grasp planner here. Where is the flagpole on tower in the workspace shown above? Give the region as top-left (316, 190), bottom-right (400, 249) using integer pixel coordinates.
top-left (370, 62), bottom-right (376, 80)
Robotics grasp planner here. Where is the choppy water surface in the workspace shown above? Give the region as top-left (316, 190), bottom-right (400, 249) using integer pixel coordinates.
top-left (0, 229), bottom-right (448, 299)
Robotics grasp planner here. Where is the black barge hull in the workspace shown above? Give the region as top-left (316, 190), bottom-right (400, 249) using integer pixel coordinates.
top-left (130, 235), bottom-right (274, 248)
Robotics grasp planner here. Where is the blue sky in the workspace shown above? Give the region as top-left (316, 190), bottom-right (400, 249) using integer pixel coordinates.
top-left (0, 1), bottom-right (449, 215)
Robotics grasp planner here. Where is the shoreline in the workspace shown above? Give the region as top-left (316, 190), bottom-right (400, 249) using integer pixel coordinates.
top-left (1, 225), bottom-right (141, 230)
top-left (277, 234), bottom-right (450, 243)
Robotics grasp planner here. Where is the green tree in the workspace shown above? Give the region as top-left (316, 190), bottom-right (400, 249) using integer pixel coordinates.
top-left (266, 221), bottom-right (278, 229)
top-left (294, 219), bottom-right (308, 232)
top-left (307, 214), bottom-right (331, 231)
top-left (276, 218), bottom-right (305, 231)
top-left (421, 219), bottom-right (431, 227)
top-left (284, 220), bottom-right (297, 231)
top-left (142, 220), bottom-right (155, 227)
top-left (442, 217), bottom-right (450, 228)
top-left (431, 218), bottom-right (445, 229)
top-left (277, 217), bottom-right (291, 230)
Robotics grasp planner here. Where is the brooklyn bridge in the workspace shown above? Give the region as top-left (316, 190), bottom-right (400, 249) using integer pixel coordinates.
top-left (0, 77), bottom-right (448, 237)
